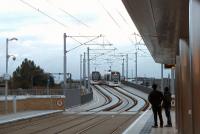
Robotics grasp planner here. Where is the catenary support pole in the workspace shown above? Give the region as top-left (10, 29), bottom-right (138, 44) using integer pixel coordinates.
top-left (63, 33), bottom-right (67, 96)
top-left (126, 54), bottom-right (128, 81)
top-left (83, 52), bottom-right (86, 92)
top-left (122, 58), bottom-right (124, 78)
top-left (80, 54), bottom-right (82, 88)
top-left (87, 47), bottom-right (90, 93)
top-left (135, 52), bottom-right (138, 84)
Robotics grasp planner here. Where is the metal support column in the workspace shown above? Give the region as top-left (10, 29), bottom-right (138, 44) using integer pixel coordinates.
top-left (126, 54), bottom-right (128, 81)
top-left (122, 58), bottom-right (124, 78)
top-left (87, 47), bottom-right (90, 93)
top-left (80, 54), bottom-right (82, 88)
top-left (63, 33), bottom-right (67, 96)
top-left (135, 52), bottom-right (138, 84)
top-left (83, 52), bottom-right (86, 91)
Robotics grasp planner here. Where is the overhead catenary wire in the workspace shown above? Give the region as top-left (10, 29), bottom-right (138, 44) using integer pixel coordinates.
top-left (90, 48), bottom-right (116, 61)
top-left (46, 0), bottom-right (115, 49)
top-left (46, 0), bottom-right (115, 46)
top-left (19, 0), bottom-right (68, 28)
top-left (21, 0), bottom-right (149, 58)
top-left (98, 0), bottom-right (144, 50)
top-left (116, 9), bottom-right (129, 26)
top-left (67, 35), bottom-right (102, 52)
top-left (137, 48), bottom-right (150, 55)
top-left (45, 0), bottom-right (90, 28)
top-left (20, 0), bottom-right (124, 51)
top-left (97, 0), bottom-right (121, 28)
top-left (59, 8), bottom-right (90, 28)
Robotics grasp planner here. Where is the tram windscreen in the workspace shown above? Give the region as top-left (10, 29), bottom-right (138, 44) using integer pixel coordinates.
top-left (92, 72), bottom-right (100, 81)
top-left (111, 72), bottom-right (120, 82)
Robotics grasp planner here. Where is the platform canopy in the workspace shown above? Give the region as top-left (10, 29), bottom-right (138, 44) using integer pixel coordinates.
top-left (122, 0), bottom-right (188, 64)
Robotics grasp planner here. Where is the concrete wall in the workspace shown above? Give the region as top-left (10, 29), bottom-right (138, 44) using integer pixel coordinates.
top-left (0, 96), bottom-right (65, 114)
top-left (65, 88), bottom-right (93, 108)
top-left (81, 92), bottom-right (93, 104)
top-left (122, 81), bottom-right (153, 94)
top-left (65, 89), bottom-right (81, 108)
top-left (123, 81), bottom-right (175, 109)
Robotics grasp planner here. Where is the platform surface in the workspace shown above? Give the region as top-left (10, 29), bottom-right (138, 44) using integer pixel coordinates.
top-left (123, 109), bottom-right (177, 134)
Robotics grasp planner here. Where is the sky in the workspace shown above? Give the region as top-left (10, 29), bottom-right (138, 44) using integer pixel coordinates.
top-left (0, 0), bottom-right (171, 81)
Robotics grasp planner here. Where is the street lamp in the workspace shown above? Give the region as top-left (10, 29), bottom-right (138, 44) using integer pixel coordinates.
top-left (5, 37), bottom-right (18, 113)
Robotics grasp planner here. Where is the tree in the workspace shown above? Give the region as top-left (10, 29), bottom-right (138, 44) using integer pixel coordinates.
top-left (12, 58), bottom-right (54, 89)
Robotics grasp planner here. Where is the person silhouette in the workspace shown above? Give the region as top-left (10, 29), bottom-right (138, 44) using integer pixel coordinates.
top-left (163, 87), bottom-right (172, 127)
top-left (148, 84), bottom-right (164, 128)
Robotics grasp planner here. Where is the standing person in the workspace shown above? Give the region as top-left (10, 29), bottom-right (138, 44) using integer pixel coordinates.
top-left (148, 84), bottom-right (164, 128)
top-left (163, 87), bottom-right (172, 127)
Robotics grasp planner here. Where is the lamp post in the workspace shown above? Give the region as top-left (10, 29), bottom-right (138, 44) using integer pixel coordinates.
top-left (5, 37), bottom-right (18, 113)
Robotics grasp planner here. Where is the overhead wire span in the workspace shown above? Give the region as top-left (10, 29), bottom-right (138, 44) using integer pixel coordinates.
top-left (45, 0), bottom-right (116, 47)
top-left (58, 8), bottom-right (90, 28)
top-left (45, 0), bottom-right (90, 28)
top-left (137, 48), bottom-right (150, 55)
top-left (116, 9), bottom-right (129, 26)
top-left (19, 0), bottom-right (68, 28)
top-left (45, 0), bottom-right (114, 49)
top-left (90, 48), bottom-right (116, 61)
top-left (97, 0), bottom-right (121, 28)
top-left (67, 35), bottom-right (102, 52)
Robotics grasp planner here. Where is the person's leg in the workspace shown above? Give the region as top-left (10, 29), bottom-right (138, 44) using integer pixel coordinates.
top-left (165, 107), bottom-right (172, 126)
top-left (164, 107), bottom-right (168, 117)
top-left (158, 106), bottom-right (163, 127)
top-left (152, 106), bottom-right (158, 127)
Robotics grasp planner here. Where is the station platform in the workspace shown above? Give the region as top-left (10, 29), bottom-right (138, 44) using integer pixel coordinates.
top-left (123, 109), bottom-right (177, 134)
top-left (0, 110), bottom-right (62, 125)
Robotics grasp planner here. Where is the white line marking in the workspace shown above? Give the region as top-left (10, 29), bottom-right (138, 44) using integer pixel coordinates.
top-left (122, 109), bottom-right (150, 134)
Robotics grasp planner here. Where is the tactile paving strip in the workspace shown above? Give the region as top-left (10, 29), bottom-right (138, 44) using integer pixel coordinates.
top-left (139, 115), bottom-right (154, 134)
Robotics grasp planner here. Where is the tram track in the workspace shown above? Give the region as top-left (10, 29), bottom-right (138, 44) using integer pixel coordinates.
top-left (28, 85), bottom-right (134, 134)
top-left (101, 85), bottom-right (131, 112)
top-left (8, 88), bottom-right (110, 134)
top-left (0, 85), bottom-right (113, 134)
top-left (117, 86), bottom-right (149, 111)
top-left (0, 85), bottom-right (149, 134)
top-left (65, 85), bottom-right (148, 134)
top-left (43, 85), bottom-right (126, 134)
top-left (8, 85), bottom-right (124, 134)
